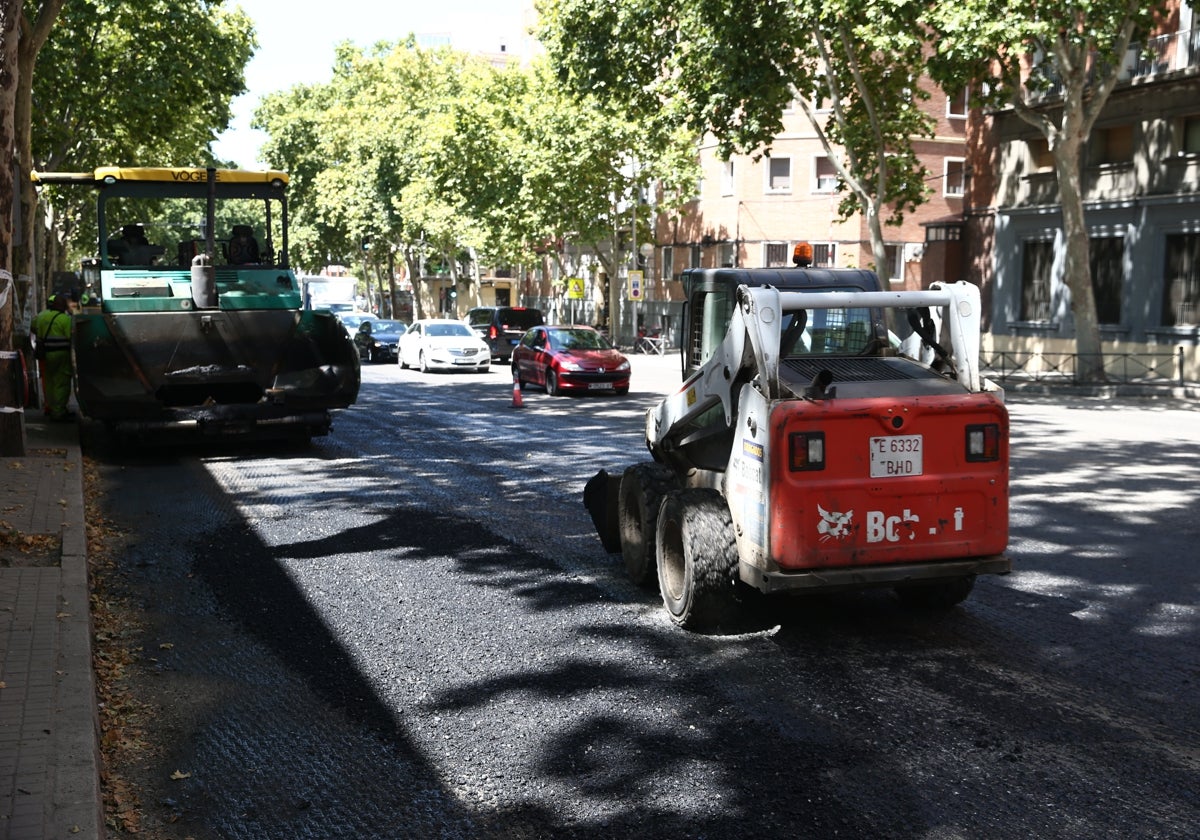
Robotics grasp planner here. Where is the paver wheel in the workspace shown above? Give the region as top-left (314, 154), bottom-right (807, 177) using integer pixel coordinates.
top-left (655, 488), bottom-right (742, 631)
top-left (618, 462), bottom-right (678, 589)
top-left (894, 575), bottom-right (975, 609)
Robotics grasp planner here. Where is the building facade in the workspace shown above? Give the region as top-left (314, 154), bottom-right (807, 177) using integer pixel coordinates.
top-left (968, 2), bottom-right (1200, 380)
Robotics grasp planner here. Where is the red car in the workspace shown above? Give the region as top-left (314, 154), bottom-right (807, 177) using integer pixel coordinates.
top-left (512, 325), bottom-right (631, 396)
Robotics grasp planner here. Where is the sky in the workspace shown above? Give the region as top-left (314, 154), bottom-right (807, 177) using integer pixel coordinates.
top-left (211, 0), bottom-right (534, 168)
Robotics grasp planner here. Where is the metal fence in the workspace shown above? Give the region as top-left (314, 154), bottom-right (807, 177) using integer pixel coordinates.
top-left (981, 348), bottom-right (1187, 387)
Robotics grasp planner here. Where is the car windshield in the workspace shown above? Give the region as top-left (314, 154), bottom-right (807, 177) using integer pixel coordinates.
top-left (428, 322), bottom-right (472, 338)
top-left (549, 328), bottom-right (612, 351)
top-left (372, 320), bottom-right (406, 335)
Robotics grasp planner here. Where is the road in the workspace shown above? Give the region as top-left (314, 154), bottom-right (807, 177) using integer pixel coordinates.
top-left (90, 356), bottom-right (1200, 839)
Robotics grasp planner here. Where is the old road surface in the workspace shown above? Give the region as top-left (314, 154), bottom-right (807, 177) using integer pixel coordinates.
top-left (88, 357), bottom-right (1199, 839)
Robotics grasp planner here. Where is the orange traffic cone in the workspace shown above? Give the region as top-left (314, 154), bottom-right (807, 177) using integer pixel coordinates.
top-left (511, 375), bottom-right (523, 408)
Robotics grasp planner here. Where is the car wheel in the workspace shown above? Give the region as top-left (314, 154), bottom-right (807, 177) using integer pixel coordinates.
top-left (368, 347), bottom-right (376, 363)
top-left (419, 351), bottom-right (429, 373)
top-left (512, 365), bottom-right (527, 390)
top-left (618, 462), bottom-right (678, 589)
top-left (545, 368), bottom-right (559, 396)
top-left (615, 387), bottom-right (629, 396)
top-left (656, 488), bottom-right (743, 632)
top-left (399, 351), bottom-right (408, 369)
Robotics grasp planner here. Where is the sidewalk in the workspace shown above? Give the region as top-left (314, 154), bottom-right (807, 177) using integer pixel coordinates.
top-left (0, 411), bottom-right (102, 839)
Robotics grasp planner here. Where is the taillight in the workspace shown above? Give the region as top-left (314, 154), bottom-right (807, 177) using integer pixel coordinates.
top-left (966, 423), bottom-right (1001, 462)
top-left (489, 325), bottom-right (498, 340)
top-left (789, 431), bottom-right (825, 471)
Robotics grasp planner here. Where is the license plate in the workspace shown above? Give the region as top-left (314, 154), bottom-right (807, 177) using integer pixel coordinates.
top-left (869, 435), bottom-right (923, 477)
top-left (588, 382), bottom-right (614, 390)
top-left (454, 358), bottom-right (475, 365)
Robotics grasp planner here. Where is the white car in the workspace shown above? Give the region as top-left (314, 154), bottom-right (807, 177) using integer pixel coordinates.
top-left (397, 319), bottom-right (491, 373)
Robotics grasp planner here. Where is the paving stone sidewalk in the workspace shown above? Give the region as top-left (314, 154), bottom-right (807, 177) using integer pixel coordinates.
top-left (0, 412), bottom-right (102, 840)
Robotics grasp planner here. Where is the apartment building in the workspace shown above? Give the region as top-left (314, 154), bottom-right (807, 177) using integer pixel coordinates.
top-left (650, 87), bottom-right (971, 294)
top-left (967, 1), bottom-right (1199, 379)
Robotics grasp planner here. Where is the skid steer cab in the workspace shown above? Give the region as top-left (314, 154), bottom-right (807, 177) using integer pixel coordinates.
top-left (585, 263), bottom-right (1010, 631)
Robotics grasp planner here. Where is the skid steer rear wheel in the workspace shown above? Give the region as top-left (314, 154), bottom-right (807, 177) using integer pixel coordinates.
top-left (894, 575), bottom-right (976, 609)
top-left (655, 488), bottom-right (742, 631)
top-left (618, 462), bottom-right (678, 589)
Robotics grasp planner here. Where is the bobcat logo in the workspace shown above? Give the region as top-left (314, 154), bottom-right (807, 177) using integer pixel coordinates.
top-left (817, 505), bottom-right (853, 541)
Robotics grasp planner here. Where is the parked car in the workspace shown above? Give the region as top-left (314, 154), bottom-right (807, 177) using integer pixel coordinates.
top-left (397, 319), bottom-right (490, 373)
top-left (337, 312), bottom-right (377, 338)
top-left (511, 325), bottom-right (631, 396)
top-left (465, 306), bottom-right (545, 363)
top-left (354, 319), bottom-right (406, 363)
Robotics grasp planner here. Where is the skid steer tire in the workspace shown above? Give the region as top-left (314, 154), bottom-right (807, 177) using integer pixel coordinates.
top-left (655, 488), bottom-right (742, 632)
top-left (894, 575), bottom-right (976, 610)
top-left (618, 462), bottom-right (678, 589)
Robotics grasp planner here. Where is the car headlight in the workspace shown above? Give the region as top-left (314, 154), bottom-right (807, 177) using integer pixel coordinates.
top-left (617, 360), bottom-right (630, 372)
top-left (559, 359), bottom-right (582, 371)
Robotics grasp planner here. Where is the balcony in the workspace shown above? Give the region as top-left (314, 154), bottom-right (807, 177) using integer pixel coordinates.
top-left (1029, 28), bottom-right (1199, 101)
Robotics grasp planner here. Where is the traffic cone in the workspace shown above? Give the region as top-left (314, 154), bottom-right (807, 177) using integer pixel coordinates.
top-left (511, 374), bottom-right (523, 408)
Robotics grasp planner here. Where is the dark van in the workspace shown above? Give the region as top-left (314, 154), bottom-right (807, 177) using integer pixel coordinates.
top-left (466, 306), bottom-right (545, 363)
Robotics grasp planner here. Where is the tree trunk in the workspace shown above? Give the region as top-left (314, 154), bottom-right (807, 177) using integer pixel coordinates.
top-left (0, 0), bottom-right (21, 424)
top-left (1055, 136), bottom-right (1104, 381)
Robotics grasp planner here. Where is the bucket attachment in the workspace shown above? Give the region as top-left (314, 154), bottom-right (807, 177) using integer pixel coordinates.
top-left (583, 469), bottom-right (622, 553)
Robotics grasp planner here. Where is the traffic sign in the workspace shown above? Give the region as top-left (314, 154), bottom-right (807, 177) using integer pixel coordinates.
top-left (627, 270), bottom-right (643, 301)
top-left (566, 277), bottom-right (585, 300)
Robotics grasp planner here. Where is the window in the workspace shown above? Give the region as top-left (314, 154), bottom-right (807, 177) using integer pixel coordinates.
top-left (1028, 138), bottom-right (1054, 172)
top-left (718, 242), bottom-right (735, 268)
top-left (764, 242), bottom-right (789, 267)
top-left (947, 88), bottom-right (969, 118)
top-left (883, 245), bottom-right (903, 282)
top-left (1020, 240), bottom-right (1054, 321)
top-left (661, 246), bottom-right (674, 282)
top-left (1183, 117), bottom-right (1200, 154)
top-left (944, 158), bottom-right (966, 196)
top-left (1162, 233), bottom-right (1200, 326)
top-left (1090, 125), bottom-right (1134, 166)
top-left (766, 157), bottom-right (791, 193)
top-left (720, 159), bottom-right (734, 196)
top-left (926, 224), bottom-right (962, 242)
top-left (811, 242), bottom-right (835, 267)
top-left (1089, 236), bottom-right (1124, 325)
top-left (689, 244), bottom-right (702, 269)
top-left (813, 156), bottom-right (838, 193)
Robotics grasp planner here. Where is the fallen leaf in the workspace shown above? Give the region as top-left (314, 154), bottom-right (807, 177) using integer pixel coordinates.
top-left (158, 642), bottom-right (174, 650)
top-left (170, 770), bottom-right (191, 780)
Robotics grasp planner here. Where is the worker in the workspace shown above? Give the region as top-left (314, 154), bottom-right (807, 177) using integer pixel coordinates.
top-left (32, 293), bottom-right (75, 421)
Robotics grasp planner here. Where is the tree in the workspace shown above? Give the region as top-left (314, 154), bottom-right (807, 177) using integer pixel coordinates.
top-left (927, 0), bottom-right (1167, 380)
top-left (31, 0), bottom-right (256, 279)
top-left (2, 0), bottom-right (65, 446)
top-left (536, 0), bottom-right (938, 278)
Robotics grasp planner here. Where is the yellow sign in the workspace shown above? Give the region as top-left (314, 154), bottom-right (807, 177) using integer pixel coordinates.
top-left (566, 277), bottom-right (585, 300)
top-left (627, 270), bottom-right (643, 301)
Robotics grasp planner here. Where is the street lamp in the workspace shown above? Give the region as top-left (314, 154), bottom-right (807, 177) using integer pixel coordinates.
top-left (639, 242), bottom-right (655, 298)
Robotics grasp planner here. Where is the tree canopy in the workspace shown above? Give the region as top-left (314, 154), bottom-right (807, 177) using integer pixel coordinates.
top-left (32, 0), bottom-right (256, 271)
top-left (253, 39), bottom-right (699, 318)
top-left (535, 0), bottom-right (939, 277)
